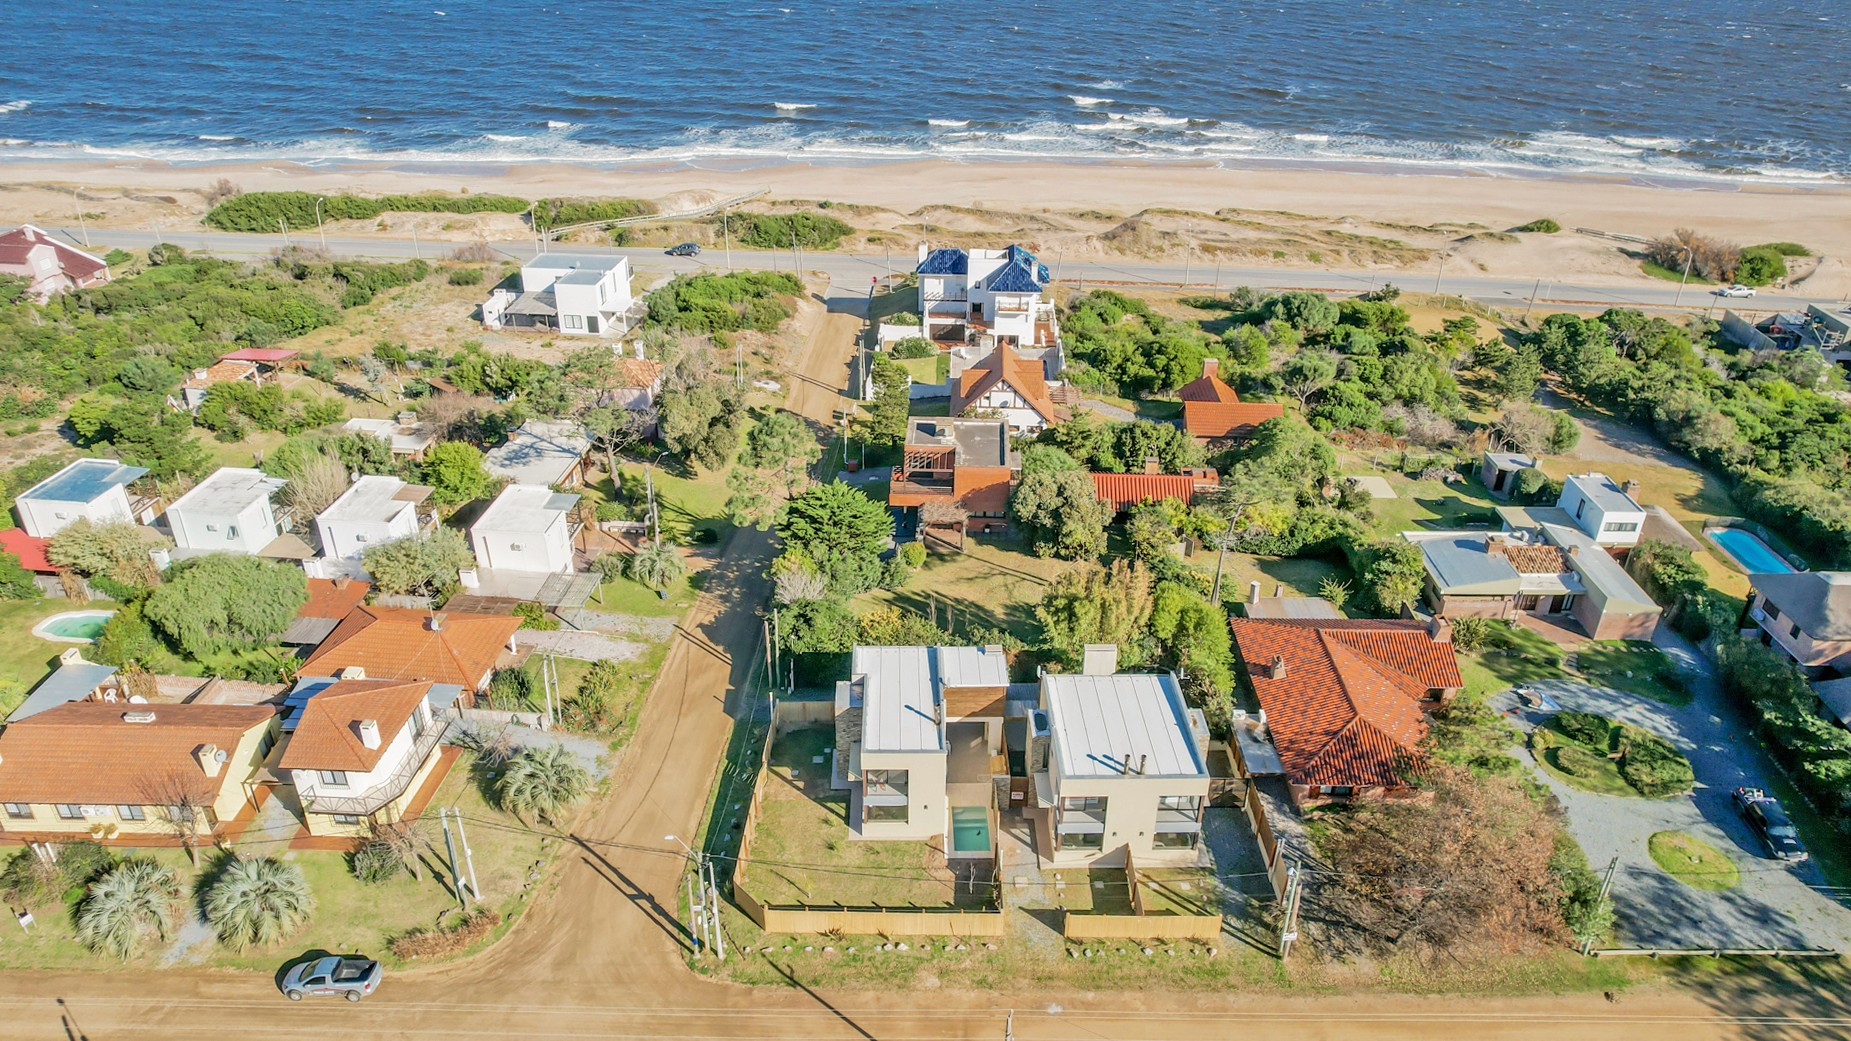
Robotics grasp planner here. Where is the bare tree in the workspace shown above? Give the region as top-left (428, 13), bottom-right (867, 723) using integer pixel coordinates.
top-left (1489, 404), bottom-right (1553, 456)
top-left (773, 567), bottom-right (828, 605)
top-left (138, 771), bottom-right (220, 867)
top-left (204, 178), bottom-right (243, 206)
top-left (417, 392), bottom-right (500, 442)
top-left (278, 448), bottom-right (351, 521)
top-left (372, 818), bottom-right (430, 881)
top-left (450, 242), bottom-right (497, 263)
top-left (1383, 403), bottom-right (1459, 449)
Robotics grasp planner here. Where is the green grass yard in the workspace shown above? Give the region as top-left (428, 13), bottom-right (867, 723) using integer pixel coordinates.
top-left (895, 354), bottom-right (948, 386)
top-left (1455, 622), bottom-right (1568, 701)
top-left (1572, 641), bottom-right (1690, 706)
top-left (859, 533), bottom-right (1076, 644)
top-left (1648, 830), bottom-right (1740, 892)
top-left (1529, 724), bottom-right (1637, 798)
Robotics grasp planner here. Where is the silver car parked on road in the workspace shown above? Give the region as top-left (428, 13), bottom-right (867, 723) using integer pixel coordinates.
top-left (282, 956), bottom-right (383, 1002)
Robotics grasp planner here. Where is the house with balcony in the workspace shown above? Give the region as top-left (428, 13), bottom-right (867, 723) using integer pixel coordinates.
top-left (949, 343), bottom-right (1068, 435)
top-left (886, 417), bottom-right (1018, 546)
top-left (163, 467), bottom-right (290, 558)
top-left (300, 605), bottom-right (521, 701)
top-left (1742, 571), bottom-right (1851, 678)
top-left (1176, 358), bottom-right (1284, 444)
top-left (0, 224), bottom-right (111, 300)
top-left (915, 244), bottom-right (1059, 349)
top-left (1230, 617), bottom-right (1462, 807)
top-left (277, 674), bottom-right (455, 838)
top-left (0, 701), bottom-right (278, 844)
top-left (1557, 472), bottom-right (1647, 552)
top-left (344, 414), bottom-right (437, 461)
top-left (13, 458), bottom-right (150, 538)
top-left (480, 253), bottom-right (644, 337)
top-left (310, 475), bottom-right (433, 580)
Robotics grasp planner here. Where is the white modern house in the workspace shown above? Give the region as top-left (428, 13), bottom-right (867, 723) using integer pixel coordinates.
top-left (1558, 472), bottom-right (1647, 550)
top-left (13, 459), bottom-right (149, 538)
top-left (311, 476), bottom-right (431, 579)
top-left (915, 244), bottom-right (1058, 349)
top-left (480, 253), bottom-right (643, 337)
top-left (469, 484), bottom-right (579, 575)
top-left (163, 467), bottom-right (288, 557)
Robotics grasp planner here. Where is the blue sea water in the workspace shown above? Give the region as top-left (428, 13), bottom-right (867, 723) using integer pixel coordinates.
top-left (1, 0), bottom-right (1847, 181)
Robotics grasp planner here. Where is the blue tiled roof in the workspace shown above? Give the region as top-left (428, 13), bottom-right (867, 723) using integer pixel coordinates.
top-left (915, 248), bottom-right (968, 275)
top-left (985, 245), bottom-right (1047, 293)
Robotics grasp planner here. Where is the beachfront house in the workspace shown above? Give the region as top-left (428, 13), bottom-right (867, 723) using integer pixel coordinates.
top-left (278, 674), bottom-right (454, 838)
top-left (1229, 617), bottom-right (1461, 807)
top-left (163, 467), bottom-right (289, 558)
top-left (1176, 358), bottom-right (1284, 444)
top-left (1406, 519), bottom-right (1662, 640)
top-left (0, 701), bottom-right (279, 844)
top-left (13, 458), bottom-right (149, 538)
top-left (480, 253), bottom-right (643, 337)
top-left (949, 343), bottom-right (1068, 435)
top-left (1558, 472), bottom-right (1647, 551)
top-left (300, 605), bottom-right (521, 700)
top-left (310, 475), bottom-right (432, 580)
top-left (0, 225), bottom-right (111, 300)
top-left (1742, 571), bottom-right (1851, 678)
top-left (469, 484), bottom-right (579, 575)
top-left (915, 244), bottom-right (1059, 349)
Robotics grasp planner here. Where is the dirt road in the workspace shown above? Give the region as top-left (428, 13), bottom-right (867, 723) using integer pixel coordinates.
top-left (0, 288), bottom-right (1843, 1038)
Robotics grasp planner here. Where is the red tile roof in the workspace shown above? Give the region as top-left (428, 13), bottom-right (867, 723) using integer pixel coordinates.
top-left (0, 225), bottom-right (109, 287)
top-left (1176, 363), bottom-right (1283, 439)
top-left (950, 344), bottom-right (1067, 424)
top-left (277, 678), bottom-right (432, 773)
top-left (0, 701), bottom-right (274, 805)
top-left (217, 348), bottom-right (301, 363)
top-left (0, 528), bottom-right (55, 573)
top-left (1089, 472), bottom-right (1200, 511)
top-left (298, 578), bottom-right (371, 620)
top-left (301, 605), bottom-right (520, 691)
top-left (1230, 618), bottom-right (1462, 789)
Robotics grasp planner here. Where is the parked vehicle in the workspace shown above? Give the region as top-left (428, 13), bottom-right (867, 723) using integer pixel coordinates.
top-left (664, 242), bottom-right (702, 257)
top-left (1716, 284), bottom-right (1757, 297)
top-left (282, 956), bottom-right (383, 1002)
top-left (1734, 787), bottom-right (1808, 862)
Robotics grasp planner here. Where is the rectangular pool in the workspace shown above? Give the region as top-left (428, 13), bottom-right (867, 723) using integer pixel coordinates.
top-left (1709, 528), bottom-right (1796, 575)
top-left (949, 806), bottom-right (991, 854)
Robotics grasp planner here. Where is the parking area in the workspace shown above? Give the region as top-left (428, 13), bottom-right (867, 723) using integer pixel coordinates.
top-left (1494, 657), bottom-right (1851, 951)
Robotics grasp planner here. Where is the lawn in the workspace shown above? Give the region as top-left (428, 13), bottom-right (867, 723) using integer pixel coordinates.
top-left (859, 533), bottom-right (1075, 645)
top-left (1135, 867), bottom-right (1224, 917)
top-left (592, 570), bottom-right (702, 618)
top-left (1529, 723), bottom-right (1636, 798)
top-left (595, 457), bottom-right (735, 546)
top-left (0, 750), bottom-right (549, 972)
top-left (1455, 621), bottom-right (1568, 700)
top-left (1189, 552), bottom-right (1347, 609)
top-left (1572, 641), bottom-right (1690, 706)
top-left (1336, 457), bottom-right (1503, 538)
top-left (895, 353), bottom-right (947, 386)
top-left (0, 598), bottom-right (123, 718)
top-left (1648, 830), bottom-right (1740, 892)
top-left (1528, 711), bottom-right (1693, 799)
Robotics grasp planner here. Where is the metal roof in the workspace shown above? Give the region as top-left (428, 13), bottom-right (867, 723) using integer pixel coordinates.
top-left (167, 467), bottom-right (286, 517)
top-left (1565, 472), bottom-right (1643, 515)
top-left (1244, 597), bottom-right (1342, 620)
top-left (1043, 671), bottom-right (1204, 779)
top-left (484, 421), bottom-right (591, 487)
top-left (19, 458), bottom-right (148, 504)
top-left (984, 245), bottom-right (1048, 293)
top-left (1483, 451), bottom-right (1536, 470)
top-left (1539, 523), bottom-right (1659, 613)
top-left (1411, 533), bottom-right (1520, 595)
top-left (915, 248), bottom-right (968, 276)
top-left (935, 645), bottom-right (1009, 689)
top-left (555, 269), bottom-right (607, 285)
top-left (853, 646), bottom-right (943, 754)
top-left (8, 661), bottom-right (119, 722)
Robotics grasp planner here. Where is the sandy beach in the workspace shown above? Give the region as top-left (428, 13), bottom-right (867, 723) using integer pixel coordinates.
top-left (4, 157), bottom-right (1848, 294)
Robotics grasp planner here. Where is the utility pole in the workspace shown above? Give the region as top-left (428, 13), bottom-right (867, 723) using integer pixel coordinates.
top-left (313, 196), bottom-right (329, 252)
top-left (1674, 245), bottom-right (1694, 308)
top-left (1183, 255), bottom-right (1191, 288)
top-left (452, 807), bottom-right (480, 901)
top-left (1583, 856), bottom-right (1620, 956)
top-left (644, 458), bottom-right (660, 547)
top-left (440, 809), bottom-right (466, 909)
top-left (278, 217), bottom-right (288, 247)
top-left (1523, 277), bottom-right (1543, 321)
top-left (411, 224), bottom-right (420, 260)
top-left (791, 224), bottom-right (802, 279)
top-left (1433, 255), bottom-right (1445, 295)
top-left (705, 856), bottom-right (726, 960)
top-left (1207, 518), bottom-right (1236, 605)
top-left (70, 188), bottom-right (90, 247)
top-left (723, 208), bottom-right (732, 272)
top-left (1278, 860), bottom-right (1303, 958)
top-left (1005, 1009), bottom-right (1014, 1041)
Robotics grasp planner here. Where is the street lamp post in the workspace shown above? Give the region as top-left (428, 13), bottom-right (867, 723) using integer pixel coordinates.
top-left (1673, 245), bottom-right (1694, 308)
top-left (313, 196), bottom-right (329, 252)
top-left (70, 188), bottom-right (90, 247)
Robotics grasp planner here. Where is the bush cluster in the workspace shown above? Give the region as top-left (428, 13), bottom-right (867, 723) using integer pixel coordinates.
top-left (388, 907), bottom-right (502, 960)
top-left (1618, 730), bottom-right (1696, 797)
top-left (723, 212), bottom-right (853, 251)
top-left (530, 197), bottom-right (655, 231)
top-left (644, 271), bottom-right (802, 335)
top-left (205, 192), bottom-right (530, 232)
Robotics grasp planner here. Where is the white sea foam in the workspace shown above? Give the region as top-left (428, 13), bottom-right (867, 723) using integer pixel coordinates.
top-left (926, 119), bottom-right (970, 127)
top-left (545, 120), bottom-right (578, 129)
top-left (1067, 95), bottom-right (1111, 106)
top-left (197, 134), bottom-right (238, 141)
top-left (484, 134), bottom-right (529, 142)
top-left (1089, 80), bottom-right (1124, 90)
top-left (1120, 109), bottom-right (1187, 126)
top-left (773, 102), bottom-right (816, 111)
top-left (0, 100), bottom-right (29, 115)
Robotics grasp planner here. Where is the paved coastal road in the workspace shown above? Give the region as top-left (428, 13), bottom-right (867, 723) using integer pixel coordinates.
top-left (27, 224), bottom-right (1844, 315)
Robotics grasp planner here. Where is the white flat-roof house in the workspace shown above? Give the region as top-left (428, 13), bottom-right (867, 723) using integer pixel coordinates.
top-left (164, 467), bottom-right (288, 557)
top-left (469, 485), bottom-right (579, 575)
top-left (13, 458), bottom-right (149, 538)
top-left (1034, 646), bottom-right (1211, 868)
top-left (311, 476), bottom-right (432, 579)
top-left (481, 253), bottom-right (643, 337)
top-left (1558, 472), bottom-right (1647, 550)
top-left (915, 244), bottom-right (1059, 349)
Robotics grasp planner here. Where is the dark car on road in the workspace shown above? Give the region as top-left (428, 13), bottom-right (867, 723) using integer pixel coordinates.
top-left (1734, 787), bottom-right (1808, 863)
top-left (282, 955), bottom-right (383, 1001)
top-left (665, 242), bottom-right (702, 257)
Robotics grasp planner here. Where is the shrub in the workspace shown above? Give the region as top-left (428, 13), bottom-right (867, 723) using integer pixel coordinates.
top-left (203, 856), bottom-right (315, 950)
top-left (2, 842), bottom-right (117, 907)
top-left (1552, 743), bottom-right (1606, 778)
top-left (897, 541), bottom-right (927, 570)
top-left (529, 197), bottom-right (655, 232)
top-left (206, 191), bottom-right (530, 232)
top-left (1715, 635), bottom-right (1851, 818)
top-left (76, 860), bottom-right (180, 958)
top-left (388, 907), bottom-right (502, 960)
top-left (645, 271), bottom-right (802, 335)
top-left (102, 248), bottom-right (134, 266)
top-left (1753, 242), bottom-right (1811, 257)
top-left (724, 212), bottom-right (853, 250)
top-left (512, 601), bottom-right (559, 631)
top-left (350, 841), bottom-right (403, 885)
top-left (627, 541), bottom-right (685, 591)
top-left (891, 336), bottom-right (936, 359)
top-left (1734, 246), bottom-right (1788, 287)
top-left (486, 667), bottom-right (537, 711)
top-left (1553, 711), bottom-right (1614, 749)
top-left (1448, 616), bottom-right (1492, 650)
top-left (1514, 218), bottom-right (1561, 234)
top-left (1618, 731), bottom-right (1695, 797)
top-left (498, 745), bottom-right (591, 824)
top-left (446, 267), bottom-right (484, 286)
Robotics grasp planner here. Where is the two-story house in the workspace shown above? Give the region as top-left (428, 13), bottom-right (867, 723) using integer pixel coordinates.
top-left (0, 225), bottom-right (112, 300)
top-left (311, 475), bottom-right (432, 579)
top-left (0, 701), bottom-right (278, 843)
top-left (1743, 570), bottom-right (1851, 677)
top-left (915, 244), bottom-right (1059, 349)
top-left (277, 674), bottom-right (452, 838)
top-left (1176, 358), bottom-right (1284, 444)
top-left (163, 467), bottom-right (289, 557)
top-left (481, 253), bottom-right (642, 337)
top-left (886, 417), bottom-right (1019, 545)
top-left (1558, 472), bottom-right (1647, 553)
top-left (948, 343), bottom-right (1068, 435)
top-left (300, 605), bottom-right (521, 701)
top-left (13, 458), bottom-right (149, 538)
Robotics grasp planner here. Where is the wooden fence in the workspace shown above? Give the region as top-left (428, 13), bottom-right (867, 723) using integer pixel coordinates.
top-left (1062, 911), bottom-right (1223, 942)
top-left (1242, 784), bottom-right (1294, 900)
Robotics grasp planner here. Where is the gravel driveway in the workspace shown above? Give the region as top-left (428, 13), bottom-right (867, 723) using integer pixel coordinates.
top-left (1492, 631), bottom-right (1851, 951)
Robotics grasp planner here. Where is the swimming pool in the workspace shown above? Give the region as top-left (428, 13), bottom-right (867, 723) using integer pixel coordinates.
top-left (949, 806), bottom-right (991, 855)
top-left (1709, 528), bottom-right (1797, 575)
top-left (32, 609), bottom-right (116, 643)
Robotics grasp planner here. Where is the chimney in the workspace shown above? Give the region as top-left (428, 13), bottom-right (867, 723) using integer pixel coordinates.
top-left (193, 368), bottom-right (209, 380)
top-left (428, 612), bottom-right (446, 632)
top-left (1143, 456), bottom-right (1160, 475)
top-left (1202, 356), bottom-right (1219, 380)
top-left (1427, 615), bottom-right (1453, 644)
top-left (1138, 753), bottom-right (1148, 776)
top-left (1248, 580), bottom-right (1261, 605)
top-left (357, 719), bottom-right (382, 750)
top-left (917, 242), bottom-right (930, 265)
top-left (634, 341), bottom-right (645, 360)
top-left (336, 666), bottom-right (367, 680)
top-left (196, 743), bottom-right (223, 778)
top-left (1266, 654), bottom-right (1287, 680)
top-left (1081, 644), bottom-right (1119, 677)
top-left (333, 573), bottom-right (352, 590)
top-left (1273, 584), bottom-right (1284, 598)
top-left (1621, 479), bottom-right (1641, 500)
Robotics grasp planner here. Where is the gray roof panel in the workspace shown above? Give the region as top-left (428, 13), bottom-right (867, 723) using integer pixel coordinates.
top-left (21, 459), bottom-right (148, 504)
top-left (1043, 672), bottom-right (1204, 779)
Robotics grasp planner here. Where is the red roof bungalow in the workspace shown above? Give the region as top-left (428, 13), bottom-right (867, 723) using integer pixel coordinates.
top-left (0, 225), bottom-right (111, 301)
top-left (1229, 617), bottom-right (1463, 807)
top-left (1089, 468), bottom-right (1219, 515)
top-left (1177, 358), bottom-right (1283, 443)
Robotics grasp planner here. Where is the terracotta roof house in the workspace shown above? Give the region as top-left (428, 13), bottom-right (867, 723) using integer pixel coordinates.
top-left (1230, 617), bottom-right (1462, 806)
top-left (282, 576), bottom-right (372, 646)
top-left (0, 701), bottom-right (278, 844)
top-left (1089, 469), bottom-right (1218, 514)
top-left (1744, 570), bottom-right (1851, 677)
top-left (949, 343), bottom-right (1068, 434)
top-left (277, 676), bottom-right (451, 837)
top-left (0, 224), bottom-right (111, 300)
top-left (1175, 359), bottom-right (1283, 442)
top-left (300, 605), bottom-right (521, 699)
top-left (887, 417), bottom-right (1019, 545)
top-left (176, 358), bottom-right (261, 411)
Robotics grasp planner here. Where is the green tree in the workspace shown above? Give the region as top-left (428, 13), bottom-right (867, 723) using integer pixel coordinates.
top-left (1009, 468), bottom-right (1112, 560)
top-left (1362, 539), bottom-right (1426, 615)
top-left (1546, 412), bottom-right (1580, 455)
top-left (144, 555), bottom-right (309, 657)
top-left (1150, 581), bottom-right (1235, 725)
top-left (778, 595), bottom-right (859, 655)
top-left (0, 551), bottom-right (40, 600)
top-left (48, 520), bottom-right (166, 586)
top-left (1259, 292), bottom-right (1341, 334)
top-left (627, 541), bottom-right (686, 590)
top-left (1278, 350), bottom-right (1340, 411)
top-left (1036, 560), bottom-right (1156, 668)
top-left (725, 410), bottom-right (820, 529)
top-left (775, 482), bottom-right (892, 596)
top-left (203, 856), bottom-right (314, 950)
top-left (76, 860), bottom-right (180, 959)
top-left (361, 527), bottom-right (475, 597)
top-left (1019, 443), bottom-right (1082, 477)
top-left (1494, 347), bottom-right (1543, 404)
top-left (498, 745), bottom-right (591, 825)
top-left (862, 354), bottom-right (911, 448)
top-left (419, 441), bottom-right (495, 506)
top-left (657, 351), bottom-right (744, 470)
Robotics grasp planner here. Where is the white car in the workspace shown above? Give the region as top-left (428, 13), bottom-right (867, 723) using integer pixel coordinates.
top-left (1716, 284), bottom-right (1757, 298)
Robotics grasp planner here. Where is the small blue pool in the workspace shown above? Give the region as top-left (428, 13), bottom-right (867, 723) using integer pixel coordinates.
top-left (1709, 528), bottom-right (1796, 575)
top-left (949, 806), bottom-right (991, 854)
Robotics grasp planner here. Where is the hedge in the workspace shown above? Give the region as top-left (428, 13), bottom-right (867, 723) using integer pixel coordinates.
top-left (530, 197), bottom-right (656, 231)
top-left (1714, 635), bottom-right (1851, 819)
top-left (205, 191), bottom-right (531, 232)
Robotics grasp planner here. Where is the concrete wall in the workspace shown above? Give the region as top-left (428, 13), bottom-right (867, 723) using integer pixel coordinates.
top-left (854, 747), bottom-right (947, 843)
top-left (472, 517), bottom-right (573, 573)
top-left (315, 507), bottom-right (419, 571)
top-left (169, 497), bottom-right (279, 555)
top-left (1046, 770), bottom-right (1210, 870)
top-left (17, 485), bottom-right (134, 539)
top-left (1576, 595), bottom-right (1661, 641)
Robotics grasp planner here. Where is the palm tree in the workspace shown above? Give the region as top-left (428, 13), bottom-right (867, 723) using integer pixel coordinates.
top-left (203, 856), bottom-right (315, 950)
top-left (76, 860), bottom-right (180, 959)
top-left (627, 541), bottom-right (685, 591)
top-left (498, 744), bottom-right (591, 825)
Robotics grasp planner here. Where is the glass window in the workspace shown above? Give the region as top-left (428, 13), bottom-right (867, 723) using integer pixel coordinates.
top-left (116, 805), bottom-right (146, 821)
top-left (1157, 795), bottom-right (1200, 811)
top-left (55, 804), bottom-right (83, 820)
top-left (1790, 622), bottom-right (1803, 640)
top-left (1763, 600), bottom-right (1780, 620)
top-left (1602, 521), bottom-right (1638, 533)
top-left (411, 707), bottom-right (427, 738)
top-left (318, 770), bottom-right (349, 788)
top-left (563, 314), bottom-right (584, 331)
top-left (1061, 796), bottom-right (1106, 813)
top-left (863, 804), bottom-right (909, 823)
top-left (3, 803), bottom-right (32, 820)
top-left (865, 769), bottom-right (908, 789)
top-left (332, 814), bottom-right (361, 825)
top-left (1152, 831), bottom-right (1198, 850)
top-left (1058, 831), bottom-right (1103, 851)
top-left (1323, 785), bottom-right (1355, 798)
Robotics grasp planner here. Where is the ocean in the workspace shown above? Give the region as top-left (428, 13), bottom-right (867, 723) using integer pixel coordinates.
top-left (2, 0), bottom-right (1846, 182)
